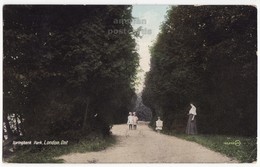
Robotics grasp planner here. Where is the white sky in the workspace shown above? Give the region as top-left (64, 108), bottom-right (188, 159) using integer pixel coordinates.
top-left (132, 5), bottom-right (169, 93)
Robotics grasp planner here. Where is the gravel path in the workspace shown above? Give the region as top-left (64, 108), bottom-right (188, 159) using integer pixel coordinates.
top-left (57, 122), bottom-right (238, 163)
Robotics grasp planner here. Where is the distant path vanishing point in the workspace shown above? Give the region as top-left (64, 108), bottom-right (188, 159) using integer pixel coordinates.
top-left (57, 122), bottom-right (238, 163)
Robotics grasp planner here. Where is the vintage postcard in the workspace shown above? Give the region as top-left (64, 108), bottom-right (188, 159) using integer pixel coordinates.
top-left (1, 0), bottom-right (258, 165)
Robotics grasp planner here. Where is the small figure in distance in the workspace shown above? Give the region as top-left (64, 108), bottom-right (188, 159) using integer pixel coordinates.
top-left (156, 117), bottom-right (163, 133)
top-left (133, 112), bottom-right (139, 130)
top-left (186, 103), bottom-right (198, 135)
top-left (127, 112), bottom-right (133, 130)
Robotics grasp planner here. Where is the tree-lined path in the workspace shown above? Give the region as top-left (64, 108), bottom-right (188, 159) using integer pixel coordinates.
top-left (58, 123), bottom-right (237, 163)
top-left (3, 5), bottom-right (256, 163)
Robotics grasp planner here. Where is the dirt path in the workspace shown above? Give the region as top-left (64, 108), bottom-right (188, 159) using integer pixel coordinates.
top-left (57, 122), bottom-right (238, 163)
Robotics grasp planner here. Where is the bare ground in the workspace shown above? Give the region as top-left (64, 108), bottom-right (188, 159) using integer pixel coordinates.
top-left (57, 122), bottom-right (238, 163)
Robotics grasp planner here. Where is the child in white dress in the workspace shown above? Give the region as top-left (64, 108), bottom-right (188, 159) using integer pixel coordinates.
top-left (132, 112), bottom-right (138, 130)
top-left (127, 112), bottom-right (133, 130)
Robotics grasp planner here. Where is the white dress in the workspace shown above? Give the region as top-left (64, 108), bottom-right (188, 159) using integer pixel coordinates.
top-left (127, 115), bottom-right (133, 125)
top-left (156, 120), bottom-right (163, 130)
top-left (133, 116), bottom-right (138, 125)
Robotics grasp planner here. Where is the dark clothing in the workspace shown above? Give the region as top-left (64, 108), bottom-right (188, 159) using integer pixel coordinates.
top-left (186, 114), bottom-right (198, 135)
top-left (129, 124), bottom-right (132, 130)
top-left (133, 125), bottom-right (137, 130)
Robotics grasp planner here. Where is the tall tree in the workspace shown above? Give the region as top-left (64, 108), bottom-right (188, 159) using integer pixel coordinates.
top-left (3, 5), bottom-right (139, 140)
top-left (143, 6), bottom-right (257, 136)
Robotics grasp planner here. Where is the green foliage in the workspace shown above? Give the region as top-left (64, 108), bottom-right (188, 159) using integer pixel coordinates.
top-left (3, 5), bottom-right (139, 141)
top-left (142, 6), bottom-right (257, 136)
top-left (7, 136), bottom-right (116, 163)
top-left (165, 131), bottom-right (257, 163)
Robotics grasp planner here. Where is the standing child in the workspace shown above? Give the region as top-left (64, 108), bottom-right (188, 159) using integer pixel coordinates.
top-left (127, 112), bottom-right (133, 130)
top-left (133, 112), bottom-right (139, 130)
top-left (156, 117), bottom-right (163, 133)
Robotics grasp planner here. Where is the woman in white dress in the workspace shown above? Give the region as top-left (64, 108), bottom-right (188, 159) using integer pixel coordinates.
top-left (186, 103), bottom-right (198, 135)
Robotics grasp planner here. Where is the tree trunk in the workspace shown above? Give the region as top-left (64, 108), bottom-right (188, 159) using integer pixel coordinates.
top-left (82, 97), bottom-right (90, 130)
top-left (3, 112), bottom-right (14, 139)
top-left (15, 113), bottom-right (20, 135)
top-left (19, 115), bottom-right (25, 136)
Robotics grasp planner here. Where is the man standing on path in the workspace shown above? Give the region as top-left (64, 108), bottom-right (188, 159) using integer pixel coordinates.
top-left (127, 112), bottom-right (133, 130)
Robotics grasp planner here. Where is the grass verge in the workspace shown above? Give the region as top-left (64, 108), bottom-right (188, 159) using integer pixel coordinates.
top-left (5, 136), bottom-right (116, 163)
top-left (164, 131), bottom-right (257, 163)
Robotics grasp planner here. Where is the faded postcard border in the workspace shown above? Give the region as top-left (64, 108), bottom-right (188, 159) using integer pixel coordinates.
top-left (0, 0), bottom-right (259, 167)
